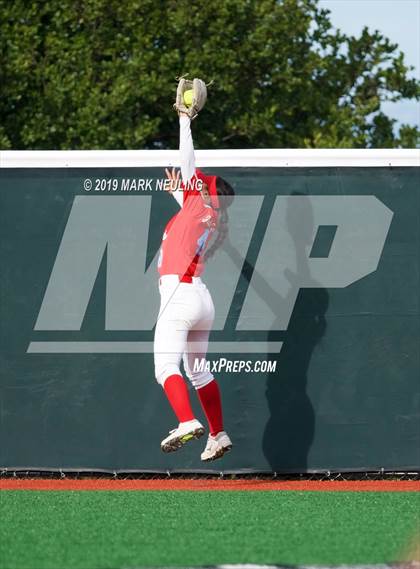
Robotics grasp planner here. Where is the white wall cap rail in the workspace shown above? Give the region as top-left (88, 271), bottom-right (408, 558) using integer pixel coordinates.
top-left (0, 148), bottom-right (419, 168)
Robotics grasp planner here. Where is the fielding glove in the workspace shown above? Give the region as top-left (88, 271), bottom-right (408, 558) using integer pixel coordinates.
top-left (174, 77), bottom-right (207, 120)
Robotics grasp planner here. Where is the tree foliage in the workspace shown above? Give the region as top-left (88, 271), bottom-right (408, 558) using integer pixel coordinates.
top-left (1, 0), bottom-right (419, 149)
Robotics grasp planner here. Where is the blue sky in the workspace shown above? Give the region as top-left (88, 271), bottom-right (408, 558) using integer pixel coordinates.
top-left (318, 0), bottom-right (420, 128)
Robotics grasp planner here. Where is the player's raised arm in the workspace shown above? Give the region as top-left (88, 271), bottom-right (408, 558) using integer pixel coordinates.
top-left (176, 78), bottom-right (208, 195)
top-left (163, 114), bottom-right (195, 209)
top-left (179, 114), bottom-right (195, 186)
top-left (163, 78), bottom-right (207, 207)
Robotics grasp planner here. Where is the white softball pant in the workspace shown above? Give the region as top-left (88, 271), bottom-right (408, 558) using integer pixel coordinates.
top-left (154, 275), bottom-right (215, 389)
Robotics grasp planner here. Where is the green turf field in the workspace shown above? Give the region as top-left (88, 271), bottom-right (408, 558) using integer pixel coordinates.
top-left (1, 490), bottom-right (419, 569)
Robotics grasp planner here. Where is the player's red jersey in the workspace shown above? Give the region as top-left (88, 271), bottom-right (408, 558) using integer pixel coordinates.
top-left (158, 174), bottom-right (218, 278)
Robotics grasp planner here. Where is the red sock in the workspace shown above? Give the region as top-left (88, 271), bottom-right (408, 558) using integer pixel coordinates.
top-left (163, 374), bottom-right (195, 423)
top-left (197, 379), bottom-right (224, 436)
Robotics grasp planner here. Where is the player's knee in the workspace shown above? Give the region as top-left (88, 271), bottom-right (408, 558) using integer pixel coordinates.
top-left (186, 370), bottom-right (214, 390)
top-left (155, 363), bottom-right (182, 387)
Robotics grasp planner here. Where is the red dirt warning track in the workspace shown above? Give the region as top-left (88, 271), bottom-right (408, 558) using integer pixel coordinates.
top-left (0, 479), bottom-right (419, 491)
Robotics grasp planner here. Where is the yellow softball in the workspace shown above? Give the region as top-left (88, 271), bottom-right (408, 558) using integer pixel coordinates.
top-left (183, 89), bottom-right (194, 107)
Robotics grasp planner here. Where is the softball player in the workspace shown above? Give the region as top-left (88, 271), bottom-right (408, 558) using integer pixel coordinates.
top-left (154, 83), bottom-right (234, 461)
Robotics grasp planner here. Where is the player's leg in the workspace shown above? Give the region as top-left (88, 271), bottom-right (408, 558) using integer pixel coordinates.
top-left (154, 320), bottom-right (193, 422)
top-left (182, 329), bottom-right (222, 430)
top-left (182, 287), bottom-right (232, 461)
top-left (183, 329), bottom-right (232, 461)
top-left (154, 284), bottom-right (204, 452)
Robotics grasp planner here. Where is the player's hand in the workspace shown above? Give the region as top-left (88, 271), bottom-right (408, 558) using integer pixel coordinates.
top-left (165, 167), bottom-right (181, 194)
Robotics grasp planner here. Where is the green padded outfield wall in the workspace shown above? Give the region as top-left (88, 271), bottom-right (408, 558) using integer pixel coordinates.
top-left (0, 151), bottom-right (419, 472)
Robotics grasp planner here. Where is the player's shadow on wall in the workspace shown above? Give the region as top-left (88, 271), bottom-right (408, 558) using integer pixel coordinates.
top-left (224, 192), bottom-right (329, 472)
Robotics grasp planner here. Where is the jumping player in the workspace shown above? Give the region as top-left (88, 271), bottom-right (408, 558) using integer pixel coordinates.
top-left (154, 78), bottom-right (234, 461)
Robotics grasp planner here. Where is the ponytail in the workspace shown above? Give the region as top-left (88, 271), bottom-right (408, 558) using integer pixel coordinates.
top-left (204, 176), bottom-right (234, 262)
top-left (204, 208), bottom-right (229, 261)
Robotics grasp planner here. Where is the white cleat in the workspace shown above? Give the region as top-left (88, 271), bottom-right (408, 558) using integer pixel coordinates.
top-left (201, 431), bottom-right (232, 462)
top-left (161, 419), bottom-right (205, 453)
